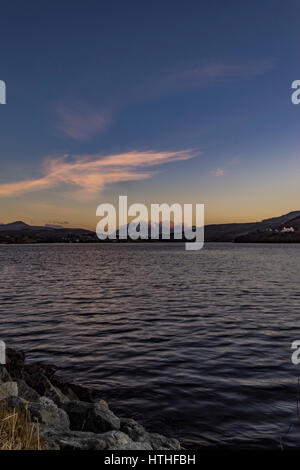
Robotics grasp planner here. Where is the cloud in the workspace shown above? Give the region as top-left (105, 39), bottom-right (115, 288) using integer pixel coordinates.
top-left (57, 104), bottom-right (112, 141)
top-left (137, 58), bottom-right (275, 99)
top-left (210, 168), bottom-right (225, 177)
top-left (46, 220), bottom-right (69, 225)
top-left (54, 58), bottom-right (274, 142)
top-left (0, 149), bottom-right (197, 199)
top-left (169, 59), bottom-right (274, 84)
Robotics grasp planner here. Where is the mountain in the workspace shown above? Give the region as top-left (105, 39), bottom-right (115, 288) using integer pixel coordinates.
top-left (235, 211), bottom-right (300, 243)
top-left (0, 221), bottom-right (31, 231)
top-left (206, 211), bottom-right (300, 242)
top-left (0, 211), bottom-right (300, 243)
top-left (261, 211), bottom-right (300, 227)
top-left (0, 222), bottom-right (98, 243)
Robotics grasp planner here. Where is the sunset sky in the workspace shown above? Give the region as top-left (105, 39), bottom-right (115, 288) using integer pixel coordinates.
top-left (0, 0), bottom-right (300, 229)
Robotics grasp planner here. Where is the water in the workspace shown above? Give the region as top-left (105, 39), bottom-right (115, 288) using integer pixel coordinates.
top-left (0, 242), bottom-right (300, 449)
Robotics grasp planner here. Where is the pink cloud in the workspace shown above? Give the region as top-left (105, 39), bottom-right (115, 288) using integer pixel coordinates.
top-left (0, 149), bottom-right (197, 199)
top-left (57, 104), bottom-right (112, 141)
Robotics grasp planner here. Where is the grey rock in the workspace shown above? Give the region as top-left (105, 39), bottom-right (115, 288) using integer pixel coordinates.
top-left (97, 399), bottom-right (109, 409)
top-left (0, 366), bottom-right (11, 382)
top-left (52, 384), bottom-right (79, 401)
top-left (5, 396), bottom-right (69, 431)
top-left (62, 400), bottom-right (120, 433)
top-left (39, 425), bottom-right (106, 450)
top-left (26, 372), bottom-right (69, 405)
top-left (15, 379), bottom-right (40, 402)
top-left (147, 432), bottom-right (180, 450)
top-left (0, 381), bottom-right (18, 399)
top-left (40, 427), bottom-right (152, 450)
top-left (56, 382), bottom-right (100, 403)
top-left (109, 441), bottom-right (153, 450)
top-left (99, 430), bottom-right (152, 450)
top-left (28, 397), bottom-right (70, 430)
top-left (120, 418), bottom-right (147, 442)
top-left (100, 430), bottom-right (131, 447)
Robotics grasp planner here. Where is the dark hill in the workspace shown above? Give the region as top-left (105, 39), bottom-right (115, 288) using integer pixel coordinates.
top-left (1, 211), bottom-right (300, 243)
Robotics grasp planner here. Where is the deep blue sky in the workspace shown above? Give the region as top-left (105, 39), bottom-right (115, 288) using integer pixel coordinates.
top-left (0, 0), bottom-right (300, 228)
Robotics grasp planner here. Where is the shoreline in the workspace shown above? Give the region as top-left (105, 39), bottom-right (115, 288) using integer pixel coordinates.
top-left (0, 347), bottom-right (181, 450)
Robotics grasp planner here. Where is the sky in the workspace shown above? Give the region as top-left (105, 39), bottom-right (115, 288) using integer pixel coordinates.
top-left (0, 0), bottom-right (300, 229)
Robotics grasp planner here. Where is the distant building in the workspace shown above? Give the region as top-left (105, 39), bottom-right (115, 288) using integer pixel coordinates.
top-left (281, 226), bottom-right (295, 233)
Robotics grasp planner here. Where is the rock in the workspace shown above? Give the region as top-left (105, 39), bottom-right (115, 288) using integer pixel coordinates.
top-left (119, 420), bottom-right (179, 449)
top-left (5, 396), bottom-right (70, 431)
top-left (24, 363), bottom-right (57, 381)
top-left (5, 348), bottom-right (25, 377)
top-left (39, 427), bottom-right (153, 450)
top-left (0, 381), bottom-right (18, 399)
top-left (15, 379), bottom-right (40, 402)
top-left (147, 432), bottom-right (180, 450)
top-left (99, 430), bottom-right (152, 450)
top-left (100, 430), bottom-right (131, 448)
top-left (110, 441), bottom-right (153, 450)
top-left (53, 384), bottom-right (79, 402)
top-left (28, 397), bottom-right (70, 430)
top-left (26, 372), bottom-right (69, 405)
top-left (98, 399), bottom-right (109, 409)
top-left (62, 400), bottom-right (120, 433)
top-left (120, 418), bottom-right (147, 442)
top-left (55, 382), bottom-right (101, 403)
top-left (0, 365), bottom-right (11, 382)
top-left (39, 425), bottom-right (107, 450)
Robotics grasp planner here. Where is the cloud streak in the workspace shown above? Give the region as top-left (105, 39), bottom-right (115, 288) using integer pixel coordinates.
top-left (57, 104), bottom-right (112, 141)
top-left (0, 149), bottom-right (197, 199)
top-left (136, 58), bottom-right (275, 99)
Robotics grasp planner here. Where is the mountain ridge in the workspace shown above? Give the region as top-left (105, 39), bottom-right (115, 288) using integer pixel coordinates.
top-left (0, 210), bottom-right (299, 243)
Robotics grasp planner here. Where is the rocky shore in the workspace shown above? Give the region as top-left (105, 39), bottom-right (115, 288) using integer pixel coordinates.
top-left (0, 348), bottom-right (181, 450)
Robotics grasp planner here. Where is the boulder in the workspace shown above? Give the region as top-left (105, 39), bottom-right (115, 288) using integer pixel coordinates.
top-left (62, 400), bottom-right (120, 433)
top-left (0, 381), bottom-right (18, 399)
top-left (0, 365), bottom-right (11, 382)
top-left (5, 348), bottom-right (25, 377)
top-left (99, 430), bottom-right (152, 450)
top-left (28, 397), bottom-right (70, 430)
top-left (6, 396), bottom-right (70, 431)
top-left (55, 382), bottom-right (101, 403)
top-left (120, 417), bottom-right (147, 442)
top-left (15, 378), bottom-right (40, 402)
top-left (26, 372), bottom-right (69, 405)
top-left (147, 432), bottom-right (180, 450)
top-left (24, 362), bottom-right (57, 381)
top-left (39, 426), bottom-right (106, 450)
top-left (52, 383), bottom-right (79, 402)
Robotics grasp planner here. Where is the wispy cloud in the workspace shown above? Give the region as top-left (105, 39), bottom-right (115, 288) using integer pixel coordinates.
top-left (54, 58), bottom-right (274, 143)
top-left (57, 104), bottom-right (112, 141)
top-left (137, 58), bottom-right (275, 99)
top-left (210, 168), bottom-right (225, 177)
top-left (0, 149), bottom-right (197, 199)
top-left (168, 59), bottom-right (274, 85)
